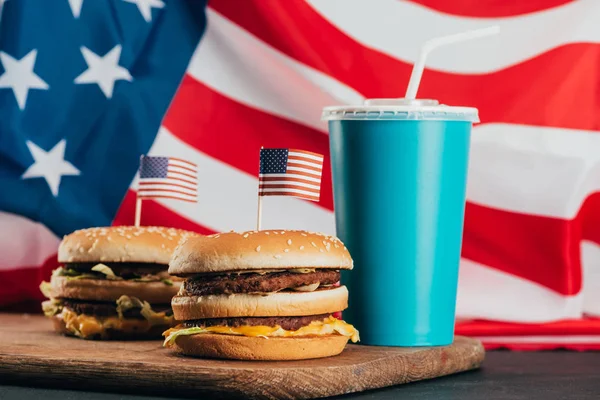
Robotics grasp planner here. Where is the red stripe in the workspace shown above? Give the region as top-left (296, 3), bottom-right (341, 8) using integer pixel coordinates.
top-left (0, 256), bottom-right (57, 306)
top-left (463, 202), bottom-right (581, 296)
top-left (169, 157), bottom-right (198, 168)
top-left (162, 76), bottom-right (334, 211)
top-left (407, 0), bottom-right (574, 17)
top-left (456, 318), bottom-right (600, 337)
top-left (259, 184), bottom-right (320, 194)
top-left (209, 1), bottom-right (600, 131)
top-left (137, 195), bottom-right (198, 203)
top-left (260, 191), bottom-right (320, 202)
top-left (113, 191), bottom-right (213, 234)
top-left (581, 192), bottom-right (600, 246)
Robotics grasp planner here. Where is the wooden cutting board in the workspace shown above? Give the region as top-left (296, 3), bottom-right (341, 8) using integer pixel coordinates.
top-left (0, 313), bottom-right (484, 399)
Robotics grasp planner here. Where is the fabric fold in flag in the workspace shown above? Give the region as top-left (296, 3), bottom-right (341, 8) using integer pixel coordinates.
top-left (258, 148), bottom-right (324, 202)
top-left (138, 156), bottom-right (198, 203)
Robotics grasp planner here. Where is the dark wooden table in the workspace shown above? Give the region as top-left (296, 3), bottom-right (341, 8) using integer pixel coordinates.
top-left (2, 351), bottom-right (599, 399)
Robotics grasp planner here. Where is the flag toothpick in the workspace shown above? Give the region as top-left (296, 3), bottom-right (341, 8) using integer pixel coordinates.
top-left (256, 148), bottom-right (324, 230)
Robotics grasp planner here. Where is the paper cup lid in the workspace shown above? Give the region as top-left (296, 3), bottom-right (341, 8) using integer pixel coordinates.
top-left (322, 99), bottom-right (479, 122)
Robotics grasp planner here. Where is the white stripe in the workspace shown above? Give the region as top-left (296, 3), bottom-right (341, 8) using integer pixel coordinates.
top-left (138, 191), bottom-right (198, 202)
top-left (260, 188), bottom-right (320, 198)
top-left (145, 127), bottom-right (336, 233)
top-left (286, 158), bottom-right (323, 169)
top-left (168, 165), bottom-right (198, 176)
top-left (476, 335), bottom-right (600, 345)
top-left (259, 173), bottom-right (321, 183)
top-left (167, 171), bottom-right (198, 182)
top-left (0, 211), bottom-right (60, 271)
top-left (168, 159), bottom-right (198, 170)
top-left (288, 151), bottom-right (324, 162)
top-left (582, 240), bottom-right (600, 317)
top-left (456, 258), bottom-right (582, 322)
top-left (469, 123), bottom-right (600, 219)
top-left (286, 166), bottom-right (322, 177)
top-left (187, 8), bottom-right (364, 133)
top-left (307, 0), bottom-right (600, 73)
top-left (139, 177), bottom-right (197, 191)
top-left (259, 180), bottom-right (321, 190)
top-left (138, 184), bottom-right (197, 196)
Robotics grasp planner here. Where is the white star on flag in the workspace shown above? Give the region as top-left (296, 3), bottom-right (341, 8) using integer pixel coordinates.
top-left (0, 49), bottom-right (49, 110)
top-left (68, 0), bottom-right (83, 18)
top-left (123, 0), bottom-right (165, 22)
top-left (21, 139), bottom-right (81, 197)
top-left (74, 45), bottom-right (133, 99)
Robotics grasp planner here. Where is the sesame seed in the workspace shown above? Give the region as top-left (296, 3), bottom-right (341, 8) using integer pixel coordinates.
top-left (126, 235), bottom-right (132, 239)
top-left (243, 234), bottom-right (249, 238)
top-left (265, 232), bottom-right (270, 235)
top-left (326, 247), bottom-right (330, 252)
top-left (301, 233), bottom-right (307, 237)
top-left (334, 244), bottom-right (339, 248)
top-left (287, 239), bottom-right (292, 245)
top-left (161, 244), bottom-right (166, 249)
top-left (322, 240), bottom-right (328, 245)
top-left (256, 246), bottom-right (261, 252)
top-left (311, 242), bottom-right (317, 248)
top-left (319, 249), bottom-right (324, 253)
top-left (299, 246), bottom-right (305, 250)
top-left (284, 249), bottom-right (290, 253)
top-left (280, 231), bottom-right (285, 235)
top-left (274, 255), bottom-right (282, 259)
top-left (273, 232), bottom-right (279, 235)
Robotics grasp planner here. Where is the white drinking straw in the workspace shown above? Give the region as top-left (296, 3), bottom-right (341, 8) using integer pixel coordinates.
top-left (405, 26), bottom-right (500, 99)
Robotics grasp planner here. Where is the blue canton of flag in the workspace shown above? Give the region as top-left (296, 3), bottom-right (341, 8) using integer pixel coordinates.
top-left (259, 149), bottom-right (289, 174)
top-left (0, 0), bottom-right (207, 236)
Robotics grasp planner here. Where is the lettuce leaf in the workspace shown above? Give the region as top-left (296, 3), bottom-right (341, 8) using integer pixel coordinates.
top-left (39, 281), bottom-right (53, 298)
top-left (41, 299), bottom-right (62, 317)
top-left (91, 264), bottom-right (122, 280)
top-left (163, 327), bottom-right (207, 347)
top-left (161, 279), bottom-right (173, 286)
top-left (116, 295), bottom-right (173, 326)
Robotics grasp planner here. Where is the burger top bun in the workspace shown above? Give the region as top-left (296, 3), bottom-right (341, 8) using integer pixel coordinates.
top-left (58, 226), bottom-right (198, 264)
top-left (169, 230), bottom-right (353, 275)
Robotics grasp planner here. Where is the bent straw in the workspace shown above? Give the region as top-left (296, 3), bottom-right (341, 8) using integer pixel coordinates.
top-left (405, 26), bottom-right (500, 100)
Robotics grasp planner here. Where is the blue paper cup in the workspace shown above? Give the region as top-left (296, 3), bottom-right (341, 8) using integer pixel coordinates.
top-left (323, 99), bottom-right (479, 346)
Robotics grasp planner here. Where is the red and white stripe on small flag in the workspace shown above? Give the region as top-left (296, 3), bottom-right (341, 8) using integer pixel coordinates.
top-left (258, 148), bottom-right (324, 202)
top-left (138, 155), bottom-right (198, 202)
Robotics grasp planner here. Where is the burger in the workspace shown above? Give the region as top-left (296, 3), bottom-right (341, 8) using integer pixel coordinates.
top-left (163, 230), bottom-right (359, 360)
top-left (40, 226), bottom-right (197, 340)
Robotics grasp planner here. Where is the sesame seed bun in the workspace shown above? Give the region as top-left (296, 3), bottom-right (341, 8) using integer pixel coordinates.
top-left (58, 226), bottom-right (198, 265)
top-left (169, 230), bottom-right (353, 275)
top-left (170, 333), bottom-right (349, 360)
top-left (49, 275), bottom-right (181, 304)
top-left (172, 286), bottom-right (348, 320)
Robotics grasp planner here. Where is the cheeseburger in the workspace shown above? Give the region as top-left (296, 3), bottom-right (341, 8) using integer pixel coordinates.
top-left (40, 226), bottom-right (197, 340)
top-left (163, 230), bottom-right (359, 360)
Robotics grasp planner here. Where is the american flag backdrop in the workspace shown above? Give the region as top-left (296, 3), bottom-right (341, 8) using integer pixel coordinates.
top-left (1, 0), bottom-right (600, 350)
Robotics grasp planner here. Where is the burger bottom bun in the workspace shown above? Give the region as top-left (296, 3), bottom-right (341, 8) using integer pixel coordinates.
top-left (171, 333), bottom-right (349, 360)
top-left (172, 286), bottom-right (348, 320)
top-left (51, 315), bottom-right (168, 340)
top-left (50, 275), bottom-right (180, 303)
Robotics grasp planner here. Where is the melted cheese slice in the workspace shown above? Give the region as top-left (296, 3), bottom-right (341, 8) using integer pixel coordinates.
top-left (163, 316), bottom-right (360, 346)
top-left (60, 309), bottom-right (173, 339)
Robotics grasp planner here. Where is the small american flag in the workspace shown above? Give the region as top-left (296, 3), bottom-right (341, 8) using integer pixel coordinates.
top-left (138, 156), bottom-right (198, 203)
top-left (259, 148), bottom-right (324, 202)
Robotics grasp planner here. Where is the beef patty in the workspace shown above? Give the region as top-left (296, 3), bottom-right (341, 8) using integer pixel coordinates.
top-left (182, 269), bottom-right (340, 296)
top-left (65, 262), bottom-right (167, 279)
top-left (183, 314), bottom-right (331, 331)
top-left (62, 299), bottom-right (172, 319)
